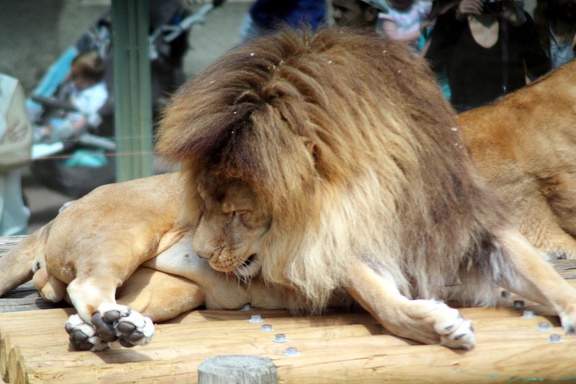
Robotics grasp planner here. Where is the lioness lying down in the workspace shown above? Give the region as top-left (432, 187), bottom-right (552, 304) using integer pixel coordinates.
top-left (2, 28), bottom-right (576, 352)
top-left (0, 173), bottom-right (301, 351)
top-left (459, 60), bottom-right (576, 260)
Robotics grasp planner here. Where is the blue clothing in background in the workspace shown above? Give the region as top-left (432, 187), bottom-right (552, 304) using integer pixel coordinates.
top-left (240, 0), bottom-right (327, 41)
top-left (249, 0), bottom-right (326, 30)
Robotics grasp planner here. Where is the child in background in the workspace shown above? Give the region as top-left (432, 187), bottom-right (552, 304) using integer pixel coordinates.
top-left (35, 50), bottom-right (108, 143)
top-left (378, 0), bottom-right (431, 51)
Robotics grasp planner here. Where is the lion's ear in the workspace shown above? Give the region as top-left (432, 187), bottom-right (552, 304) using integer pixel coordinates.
top-left (304, 137), bottom-right (330, 179)
top-left (302, 137), bottom-right (342, 182)
top-left (303, 138), bottom-right (319, 163)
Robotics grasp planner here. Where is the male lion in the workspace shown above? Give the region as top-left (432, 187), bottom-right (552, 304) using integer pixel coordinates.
top-left (458, 61), bottom-right (576, 260)
top-left (155, 28), bottom-right (576, 348)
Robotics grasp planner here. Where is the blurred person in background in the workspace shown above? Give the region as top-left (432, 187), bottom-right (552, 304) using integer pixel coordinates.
top-left (0, 74), bottom-right (32, 236)
top-left (377, 0), bottom-right (432, 52)
top-left (34, 50), bottom-right (108, 144)
top-left (534, 0), bottom-right (576, 69)
top-left (240, 0), bottom-right (327, 41)
top-left (30, 50), bottom-right (112, 199)
top-left (424, 0), bottom-right (550, 113)
top-left (332, 0), bottom-right (382, 29)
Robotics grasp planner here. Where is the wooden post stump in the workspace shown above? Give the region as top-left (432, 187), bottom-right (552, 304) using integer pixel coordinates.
top-left (198, 355), bottom-right (277, 384)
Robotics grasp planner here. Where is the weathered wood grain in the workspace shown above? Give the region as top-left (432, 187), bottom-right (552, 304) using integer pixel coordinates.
top-left (1, 306), bottom-right (576, 384)
top-left (2, 237), bottom-right (576, 383)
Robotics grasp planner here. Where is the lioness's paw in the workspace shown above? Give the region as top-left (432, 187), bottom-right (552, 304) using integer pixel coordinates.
top-left (431, 303), bottom-right (475, 350)
top-left (65, 314), bottom-right (111, 351)
top-left (96, 303), bottom-right (155, 348)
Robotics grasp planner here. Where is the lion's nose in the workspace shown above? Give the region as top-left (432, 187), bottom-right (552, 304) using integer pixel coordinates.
top-left (191, 239), bottom-right (212, 260)
top-left (194, 248), bottom-right (211, 260)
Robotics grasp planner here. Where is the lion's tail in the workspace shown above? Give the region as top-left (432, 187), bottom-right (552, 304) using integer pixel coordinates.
top-left (0, 225), bottom-right (48, 297)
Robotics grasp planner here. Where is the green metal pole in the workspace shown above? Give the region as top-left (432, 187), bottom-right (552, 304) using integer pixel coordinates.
top-left (111, 0), bottom-right (153, 182)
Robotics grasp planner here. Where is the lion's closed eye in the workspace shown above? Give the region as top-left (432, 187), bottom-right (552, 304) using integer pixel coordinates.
top-left (238, 211), bottom-right (260, 229)
top-left (222, 201), bottom-right (267, 231)
top-left (222, 203), bottom-right (247, 217)
top-left (226, 209), bottom-right (255, 228)
top-left (227, 210), bottom-right (242, 221)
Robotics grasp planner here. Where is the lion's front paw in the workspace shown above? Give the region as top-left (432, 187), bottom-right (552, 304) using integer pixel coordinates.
top-left (65, 314), bottom-right (111, 351)
top-left (95, 303), bottom-right (155, 348)
top-left (434, 308), bottom-right (475, 350)
top-left (416, 301), bottom-right (475, 349)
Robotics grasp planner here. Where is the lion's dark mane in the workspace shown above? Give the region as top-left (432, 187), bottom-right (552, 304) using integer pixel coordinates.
top-left (158, 28), bottom-right (509, 308)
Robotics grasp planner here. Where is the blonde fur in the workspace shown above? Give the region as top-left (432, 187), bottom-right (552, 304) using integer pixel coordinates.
top-left (157, 28), bottom-right (510, 311)
top-left (459, 61), bottom-right (576, 260)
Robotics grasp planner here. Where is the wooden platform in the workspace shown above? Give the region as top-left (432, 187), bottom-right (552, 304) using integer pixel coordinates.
top-left (2, 237), bottom-right (576, 383)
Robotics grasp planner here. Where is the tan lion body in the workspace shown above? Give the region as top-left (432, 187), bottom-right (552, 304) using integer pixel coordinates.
top-left (1, 29), bottom-right (576, 352)
top-left (0, 173), bottom-right (297, 350)
top-left (459, 61), bottom-right (576, 260)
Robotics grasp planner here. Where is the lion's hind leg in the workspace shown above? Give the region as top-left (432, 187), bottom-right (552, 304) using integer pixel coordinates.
top-left (64, 235), bottom-right (200, 351)
top-left (64, 305), bottom-right (154, 351)
top-left (64, 276), bottom-right (155, 351)
top-left (542, 172), bottom-right (576, 258)
top-left (65, 314), bottom-right (110, 351)
top-left (345, 263), bottom-right (475, 349)
top-left (64, 276), bottom-right (118, 351)
top-left (496, 227), bottom-right (576, 334)
top-left (65, 303), bottom-right (154, 351)
top-left (68, 267), bottom-right (205, 351)
top-left (514, 189), bottom-right (576, 260)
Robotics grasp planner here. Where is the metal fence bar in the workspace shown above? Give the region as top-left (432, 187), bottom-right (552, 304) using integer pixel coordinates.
top-left (111, 0), bottom-right (153, 182)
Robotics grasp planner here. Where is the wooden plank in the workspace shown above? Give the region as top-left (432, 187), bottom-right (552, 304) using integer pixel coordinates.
top-left (197, 355), bottom-right (277, 384)
top-left (1, 306), bottom-right (576, 384)
top-left (3, 237), bottom-right (576, 383)
top-left (0, 281), bottom-right (70, 314)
